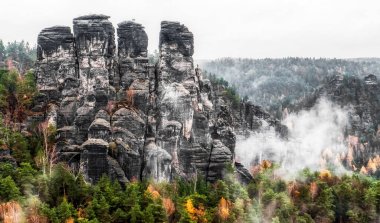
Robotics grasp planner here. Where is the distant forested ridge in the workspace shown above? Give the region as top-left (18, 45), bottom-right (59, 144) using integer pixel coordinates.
top-left (200, 57), bottom-right (380, 118)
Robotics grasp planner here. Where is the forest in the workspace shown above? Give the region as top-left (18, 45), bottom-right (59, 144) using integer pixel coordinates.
top-left (0, 40), bottom-right (36, 73)
top-left (0, 40), bottom-right (379, 222)
top-left (201, 57), bottom-right (380, 118)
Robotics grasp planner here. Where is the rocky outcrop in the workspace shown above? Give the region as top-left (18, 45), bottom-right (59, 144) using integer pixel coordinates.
top-left (0, 149), bottom-right (17, 167)
top-left (36, 26), bottom-right (76, 102)
top-left (32, 14), bottom-right (278, 184)
top-left (73, 15), bottom-right (115, 144)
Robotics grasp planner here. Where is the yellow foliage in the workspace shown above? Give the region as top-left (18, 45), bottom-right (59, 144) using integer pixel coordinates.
top-left (77, 208), bottom-right (85, 219)
top-left (217, 197), bottom-right (230, 220)
top-left (146, 184), bottom-right (160, 200)
top-left (319, 169), bottom-right (332, 181)
top-left (185, 199), bottom-right (207, 223)
top-left (261, 160), bottom-right (272, 169)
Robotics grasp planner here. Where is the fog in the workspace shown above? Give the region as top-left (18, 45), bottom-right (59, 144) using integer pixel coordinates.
top-left (235, 98), bottom-right (350, 178)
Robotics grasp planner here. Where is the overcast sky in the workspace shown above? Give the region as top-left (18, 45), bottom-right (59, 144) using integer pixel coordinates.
top-left (2, 0), bottom-right (380, 59)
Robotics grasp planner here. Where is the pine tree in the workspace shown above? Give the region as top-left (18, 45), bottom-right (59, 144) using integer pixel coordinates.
top-left (0, 40), bottom-right (5, 62)
top-left (0, 176), bottom-right (21, 202)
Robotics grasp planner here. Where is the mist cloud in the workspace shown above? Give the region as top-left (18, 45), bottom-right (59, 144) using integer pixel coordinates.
top-left (235, 98), bottom-right (350, 178)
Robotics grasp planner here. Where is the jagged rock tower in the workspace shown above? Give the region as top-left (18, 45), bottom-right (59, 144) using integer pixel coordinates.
top-left (32, 14), bottom-right (288, 184)
top-left (32, 14), bottom-right (242, 183)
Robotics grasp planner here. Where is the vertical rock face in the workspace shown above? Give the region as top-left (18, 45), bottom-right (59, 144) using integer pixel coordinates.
top-left (35, 26), bottom-right (77, 124)
top-left (154, 21), bottom-right (239, 181)
top-left (115, 21), bottom-right (150, 181)
top-left (73, 15), bottom-right (115, 145)
top-left (157, 21), bottom-right (205, 178)
top-left (33, 15), bottom-right (274, 184)
top-left (33, 26), bottom-right (80, 172)
top-left (36, 26), bottom-right (76, 100)
top-left (117, 21), bottom-right (148, 91)
top-left (158, 21), bottom-right (194, 85)
top-left (72, 15), bottom-right (117, 183)
top-left (74, 14), bottom-right (115, 97)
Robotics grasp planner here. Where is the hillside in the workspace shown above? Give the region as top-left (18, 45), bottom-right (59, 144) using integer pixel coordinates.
top-left (200, 57), bottom-right (380, 118)
top-left (0, 14), bottom-right (380, 223)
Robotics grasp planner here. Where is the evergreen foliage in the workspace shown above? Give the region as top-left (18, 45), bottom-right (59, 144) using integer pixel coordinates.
top-left (202, 57), bottom-right (380, 117)
top-left (0, 44), bottom-right (379, 222)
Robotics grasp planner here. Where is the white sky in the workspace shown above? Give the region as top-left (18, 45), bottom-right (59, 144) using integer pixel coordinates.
top-left (2, 0), bottom-right (380, 59)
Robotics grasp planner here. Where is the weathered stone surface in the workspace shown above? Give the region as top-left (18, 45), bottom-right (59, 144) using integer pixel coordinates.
top-left (0, 149), bottom-right (17, 167)
top-left (32, 15), bottom-right (258, 184)
top-left (107, 156), bottom-right (129, 184)
top-left (73, 14), bottom-right (115, 105)
top-left (155, 21), bottom-right (200, 179)
top-left (235, 161), bottom-right (254, 184)
top-left (158, 21), bottom-right (195, 85)
top-left (95, 110), bottom-right (110, 121)
top-left (142, 138), bottom-right (172, 181)
top-left (117, 20), bottom-right (150, 118)
top-left (112, 108), bottom-right (145, 151)
top-left (74, 97), bottom-right (95, 144)
top-left (207, 140), bottom-right (233, 182)
top-left (80, 139), bottom-right (109, 183)
top-left (36, 26), bottom-right (76, 100)
top-left (117, 21), bottom-right (148, 58)
top-left (160, 21), bottom-right (194, 57)
top-left (88, 118), bottom-right (111, 141)
top-left (113, 138), bottom-right (141, 180)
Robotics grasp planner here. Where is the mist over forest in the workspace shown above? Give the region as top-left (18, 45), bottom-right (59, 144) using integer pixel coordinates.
top-left (200, 57), bottom-right (380, 118)
top-left (0, 7), bottom-right (380, 221)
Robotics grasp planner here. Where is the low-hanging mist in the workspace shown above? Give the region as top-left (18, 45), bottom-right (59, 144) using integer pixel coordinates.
top-left (235, 98), bottom-right (351, 178)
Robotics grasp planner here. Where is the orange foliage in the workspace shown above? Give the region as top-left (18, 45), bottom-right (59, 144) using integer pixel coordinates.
top-left (217, 197), bottom-right (230, 220)
top-left (250, 160), bottom-right (273, 175)
top-left (288, 182), bottom-right (301, 199)
top-left (185, 199), bottom-right (207, 223)
top-left (146, 184), bottom-right (160, 199)
top-left (360, 166), bottom-right (368, 175)
top-left (126, 88), bottom-right (135, 107)
top-left (309, 182), bottom-right (318, 200)
top-left (77, 208), bottom-right (85, 219)
top-left (261, 160), bottom-right (272, 169)
top-left (366, 155), bottom-right (380, 174)
top-left (65, 217), bottom-right (74, 223)
top-left (24, 197), bottom-right (47, 223)
top-left (0, 201), bottom-right (24, 223)
top-left (163, 198), bottom-right (175, 216)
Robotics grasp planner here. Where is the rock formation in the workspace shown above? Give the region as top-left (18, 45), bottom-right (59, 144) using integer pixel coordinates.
top-left (32, 14), bottom-right (285, 184)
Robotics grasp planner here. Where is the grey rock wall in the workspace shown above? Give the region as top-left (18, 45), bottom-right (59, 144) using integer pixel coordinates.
top-left (32, 14), bottom-right (282, 184)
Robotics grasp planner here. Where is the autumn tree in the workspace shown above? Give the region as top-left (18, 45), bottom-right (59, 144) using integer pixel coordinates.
top-left (37, 121), bottom-right (57, 175)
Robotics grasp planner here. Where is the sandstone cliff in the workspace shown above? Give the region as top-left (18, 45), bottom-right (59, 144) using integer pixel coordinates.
top-left (31, 14), bottom-right (285, 184)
